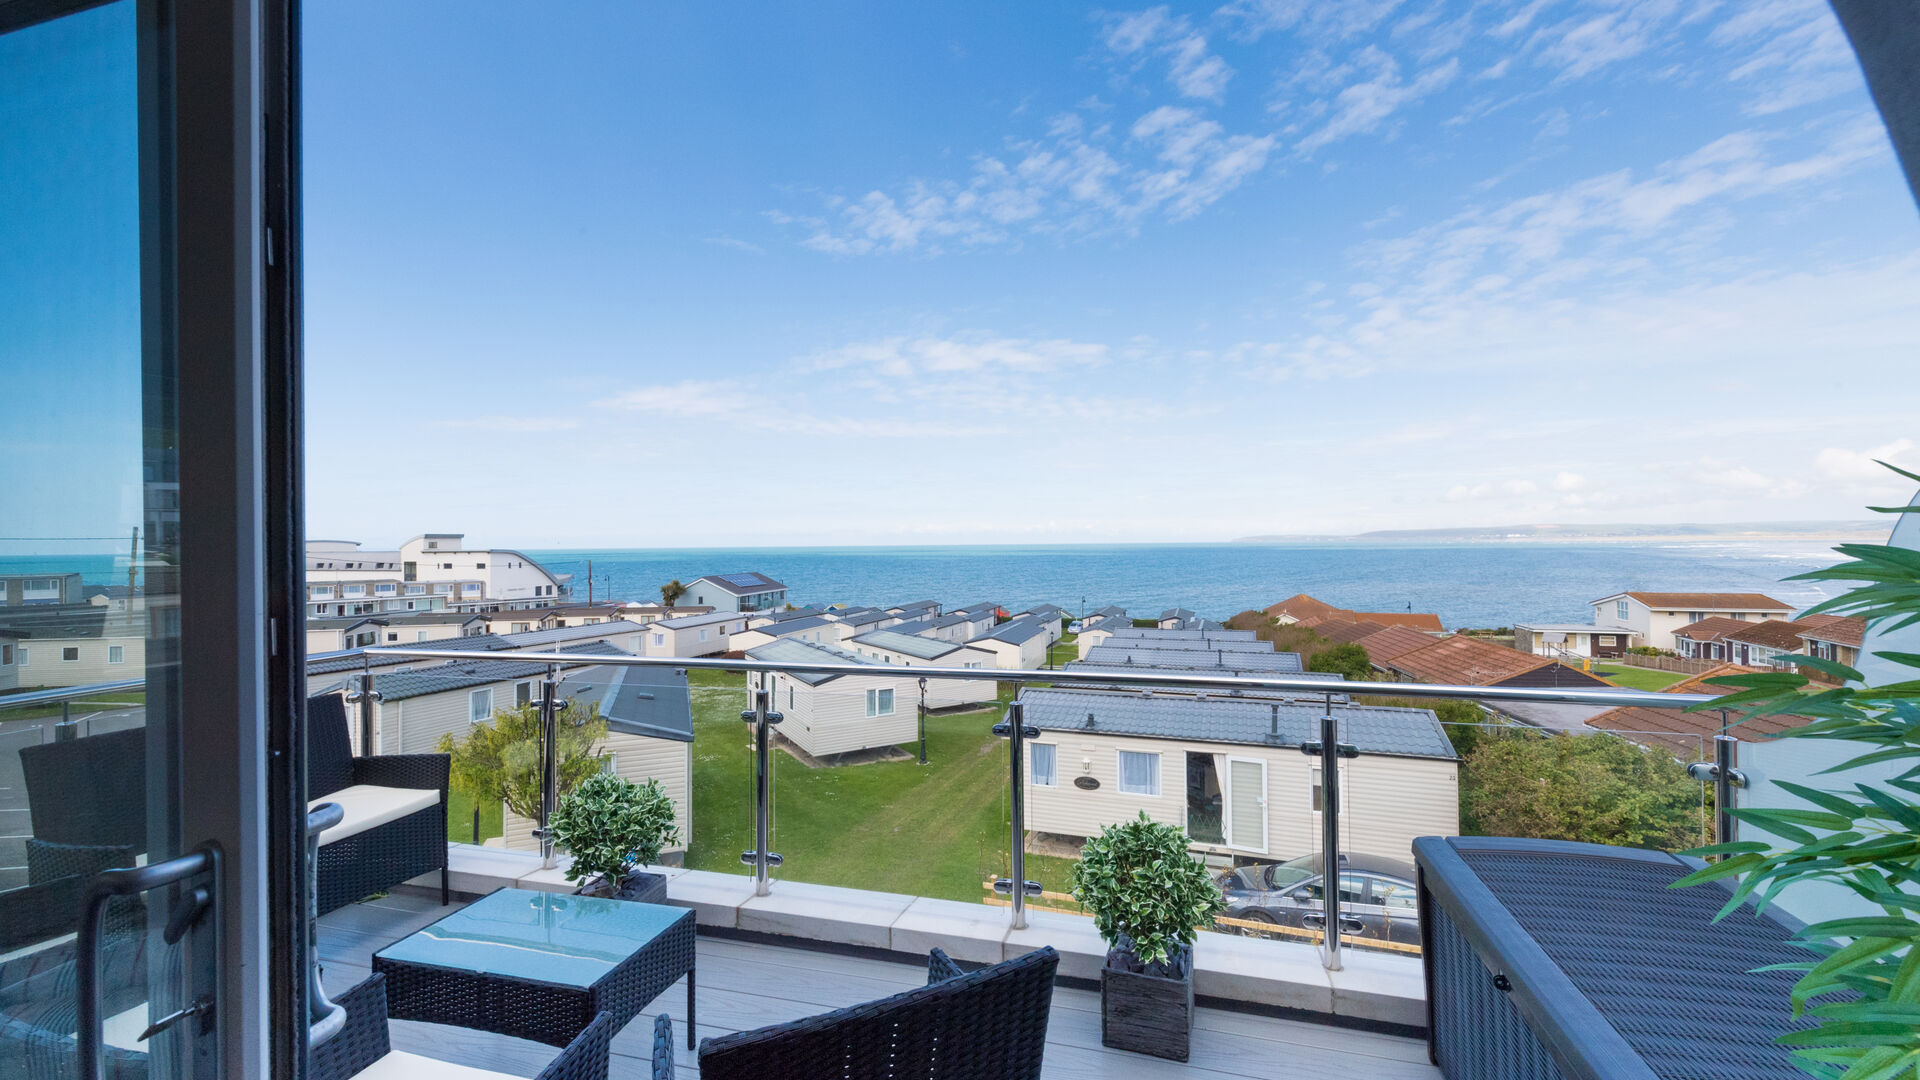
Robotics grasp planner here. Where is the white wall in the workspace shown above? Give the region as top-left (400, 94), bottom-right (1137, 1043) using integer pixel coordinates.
top-left (13, 635), bottom-right (145, 689)
top-left (765, 671), bottom-right (921, 758)
top-left (503, 736), bottom-right (691, 860)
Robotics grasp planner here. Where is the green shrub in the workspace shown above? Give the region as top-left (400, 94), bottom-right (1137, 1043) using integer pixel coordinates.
top-left (1308, 642), bottom-right (1372, 681)
top-left (548, 771), bottom-right (679, 891)
top-left (1069, 812), bottom-right (1226, 969)
top-left (440, 701), bottom-right (606, 825)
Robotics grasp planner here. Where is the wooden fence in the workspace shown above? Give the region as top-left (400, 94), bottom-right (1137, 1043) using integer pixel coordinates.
top-left (1612, 653), bottom-right (1717, 676)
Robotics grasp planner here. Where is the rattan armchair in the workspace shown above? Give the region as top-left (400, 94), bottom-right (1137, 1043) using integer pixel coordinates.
top-left (312, 974), bottom-right (611, 1080)
top-left (308, 694), bottom-right (450, 915)
top-left (650, 946), bottom-right (1058, 1080)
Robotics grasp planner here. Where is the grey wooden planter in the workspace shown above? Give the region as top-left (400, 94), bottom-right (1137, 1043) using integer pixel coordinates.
top-left (1100, 944), bottom-right (1195, 1061)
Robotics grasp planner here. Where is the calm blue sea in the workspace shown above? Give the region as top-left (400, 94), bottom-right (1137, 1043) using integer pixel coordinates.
top-left (527, 541), bottom-right (1856, 630)
top-left (0, 540), bottom-right (1855, 629)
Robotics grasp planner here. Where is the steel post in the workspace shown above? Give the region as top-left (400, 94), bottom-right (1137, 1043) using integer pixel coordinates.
top-left (1319, 710), bottom-right (1343, 971)
top-left (1714, 724), bottom-right (1745, 845)
top-left (993, 701), bottom-right (1042, 930)
top-left (538, 664), bottom-right (560, 868)
top-left (357, 655), bottom-right (376, 754)
top-left (739, 686), bottom-right (783, 896)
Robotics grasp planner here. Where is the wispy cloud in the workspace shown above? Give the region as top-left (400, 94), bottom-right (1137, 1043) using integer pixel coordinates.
top-left (1101, 7), bottom-right (1234, 101)
top-left (435, 416), bottom-right (582, 433)
top-left (1294, 48), bottom-right (1459, 155)
top-left (703, 235), bottom-right (765, 255)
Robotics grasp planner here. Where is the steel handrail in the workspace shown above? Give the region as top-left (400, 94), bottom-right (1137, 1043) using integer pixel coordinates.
top-left (0, 680), bottom-right (146, 710)
top-left (364, 646), bottom-right (1726, 710)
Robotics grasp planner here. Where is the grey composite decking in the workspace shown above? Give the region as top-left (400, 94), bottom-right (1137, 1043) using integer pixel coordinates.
top-left (319, 888), bottom-right (1440, 1080)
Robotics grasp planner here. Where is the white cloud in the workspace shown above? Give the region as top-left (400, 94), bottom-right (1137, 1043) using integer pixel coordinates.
top-left (1551, 471), bottom-right (1587, 492)
top-left (703, 235), bottom-right (765, 255)
top-left (434, 416), bottom-right (581, 433)
top-left (1217, 0), bottom-right (1404, 44)
top-left (1502, 479), bottom-right (1538, 495)
top-left (1815, 439), bottom-right (1919, 484)
top-left (1295, 48), bottom-right (1459, 155)
top-left (1445, 482), bottom-right (1492, 501)
top-left (805, 335), bottom-right (1110, 375)
top-left (1102, 7), bottom-right (1234, 101)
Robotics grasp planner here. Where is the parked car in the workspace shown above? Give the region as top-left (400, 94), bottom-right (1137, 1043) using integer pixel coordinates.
top-left (1214, 852), bottom-right (1422, 946)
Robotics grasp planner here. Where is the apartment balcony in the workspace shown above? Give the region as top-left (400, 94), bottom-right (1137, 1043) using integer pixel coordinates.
top-left (320, 849), bottom-right (1439, 1079)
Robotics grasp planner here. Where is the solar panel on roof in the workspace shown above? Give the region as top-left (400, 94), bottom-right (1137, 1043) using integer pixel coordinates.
top-left (720, 573), bottom-right (768, 587)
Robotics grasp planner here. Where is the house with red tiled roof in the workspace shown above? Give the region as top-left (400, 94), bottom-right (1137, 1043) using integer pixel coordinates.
top-left (1265, 594), bottom-right (1443, 633)
top-left (1795, 615), bottom-right (1868, 683)
top-left (1672, 616), bottom-right (1756, 661)
top-left (1584, 664), bottom-right (1807, 756)
top-left (1589, 591), bottom-right (1795, 652)
top-left (1386, 634), bottom-right (1611, 690)
top-left (1721, 617), bottom-right (1827, 669)
top-left (1353, 624), bottom-right (1445, 668)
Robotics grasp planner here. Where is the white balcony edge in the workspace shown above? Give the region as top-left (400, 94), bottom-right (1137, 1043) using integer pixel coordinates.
top-left (417, 843), bottom-right (1424, 1029)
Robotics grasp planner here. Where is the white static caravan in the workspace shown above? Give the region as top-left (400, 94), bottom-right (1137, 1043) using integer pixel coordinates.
top-left (746, 638), bottom-right (922, 759)
top-left (1019, 687), bottom-right (1458, 866)
top-left (641, 611), bottom-right (747, 657)
top-left (728, 615), bottom-right (838, 653)
top-left (828, 608), bottom-right (897, 642)
top-left (966, 616), bottom-right (1050, 671)
top-left (845, 629), bottom-right (999, 709)
top-left (502, 665), bottom-right (695, 862)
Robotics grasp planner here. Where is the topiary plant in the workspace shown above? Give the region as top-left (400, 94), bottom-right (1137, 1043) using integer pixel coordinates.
top-left (548, 771), bottom-right (679, 894)
top-left (1069, 812), bottom-right (1226, 972)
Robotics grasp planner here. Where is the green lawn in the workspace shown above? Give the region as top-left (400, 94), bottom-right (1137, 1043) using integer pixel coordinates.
top-left (1045, 638), bottom-right (1078, 668)
top-left (683, 669), bottom-right (1078, 903)
top-left (1594, 664), bottom-right (1688, 692)
top-left (447, 787), bottom-right (504, 844)
top-left (0, 690), bottom-right (146, 723)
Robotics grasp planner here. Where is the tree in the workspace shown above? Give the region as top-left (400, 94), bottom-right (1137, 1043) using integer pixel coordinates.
top-left (1460, 728), bottom-right (1702, 851)
top-left (440, 701), bottom-right (608, 824)
top-left (1225, 610), bottom-right (1339, 667)
top-left (660, 579), bottom-right (687, 607)
top-left (1308, 642), bottom-right (1372, 681)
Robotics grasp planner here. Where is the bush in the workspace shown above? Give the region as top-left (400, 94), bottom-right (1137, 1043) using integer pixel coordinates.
top-left (548, 771), bottom-right (680, 891)
top-left (1460, 728), bottom-right (1702, 851)
top-left (440, 701), bottom-right (607, 825)
top-left (1069, 812), bottom-right (1226, 970)
top-left (1224, 610), bottom-right (1340, 667)
top-left (1308, 642), bottom-right (1372, 681)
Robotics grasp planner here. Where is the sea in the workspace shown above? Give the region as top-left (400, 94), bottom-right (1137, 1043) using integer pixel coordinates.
top-left (525, 541), bottom-right (1858, 630)
top-left (0, 539), bottom-right (1857, 629)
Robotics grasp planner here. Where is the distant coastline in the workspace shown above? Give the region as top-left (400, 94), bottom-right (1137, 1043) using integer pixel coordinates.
top-left (1231, 521), bottom-right (1885, 546)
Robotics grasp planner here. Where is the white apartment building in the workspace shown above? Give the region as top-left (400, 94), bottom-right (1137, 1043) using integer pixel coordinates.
top-left (304, 534), bottom-right (571, 616)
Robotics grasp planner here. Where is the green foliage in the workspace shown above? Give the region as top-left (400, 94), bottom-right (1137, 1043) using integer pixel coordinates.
top-left (439, 701), bottom-right (607, 824)
top-left (1628, 645), bottom-right (1670, 657)
top-left (1225, 610), bottom-right (1340, 667)
top-left (660, 579), bottom-right (687, 607)
top-left (548, 771), bottom-right (680, 890)
top-left (1308, 642), bottom-right (1373, 681)
top-left (1676, 463), bottom-right (1920, 1078)
top-left (1069, 812), bottom-right (1226, 969)
top-left (1461, 728), bottom-right (1703, 851)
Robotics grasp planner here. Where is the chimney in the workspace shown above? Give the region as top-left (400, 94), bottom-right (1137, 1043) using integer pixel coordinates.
top-left (1270, 702), bottom-right (1280, 739)
top-left (1084, 711), bottom-right (1096, 730)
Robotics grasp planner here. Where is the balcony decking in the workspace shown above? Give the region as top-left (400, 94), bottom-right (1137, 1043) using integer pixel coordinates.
top-left (319, 887), bottom-right (1440, 1079)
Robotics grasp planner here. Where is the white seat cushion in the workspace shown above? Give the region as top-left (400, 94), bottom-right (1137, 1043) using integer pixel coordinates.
top-left (309, 785), bottom-right (440, 845)
top-left (350, 1049), bottom-right (530, 1080)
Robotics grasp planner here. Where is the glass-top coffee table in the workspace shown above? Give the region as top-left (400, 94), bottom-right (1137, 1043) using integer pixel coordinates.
top-left (372, 886), bottom-right (697, 1048)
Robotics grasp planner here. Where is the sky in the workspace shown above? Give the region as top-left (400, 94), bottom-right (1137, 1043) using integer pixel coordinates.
top-left (299, 0), bottom-right (1920, 548)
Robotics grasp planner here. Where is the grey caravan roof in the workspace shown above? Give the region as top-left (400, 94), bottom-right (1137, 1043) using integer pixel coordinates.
top-left (1020, 687), bottom-right (1454, 759)
top-left (744, 637), bottom-right (882, 686)
top-left (561, 665), bottom-right (694, 742)
top-left (972, 616), bottom-right (1047, 645)
top-left (850, 629), bottom-right (971, 661)
top-left (1084, 645), bottom-right (1305, 673)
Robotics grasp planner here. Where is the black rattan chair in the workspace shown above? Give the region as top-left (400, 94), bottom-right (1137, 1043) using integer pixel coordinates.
top-left (312, 974), bottom-right (612, 1080)
top-left (650, 946), bottom-right (1058, 1080)
top-left (308, 694), bottom-right (450, 915)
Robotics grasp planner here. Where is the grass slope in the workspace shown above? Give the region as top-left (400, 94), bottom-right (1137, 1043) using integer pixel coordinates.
top-left (1594, 664), bottom-right (1688, 692)
top-left (683, 670), bottom-right (1077, 903)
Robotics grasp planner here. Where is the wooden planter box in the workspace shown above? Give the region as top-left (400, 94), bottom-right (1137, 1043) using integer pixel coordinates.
top-left (1100, 945), bottom-right (1195, 1061)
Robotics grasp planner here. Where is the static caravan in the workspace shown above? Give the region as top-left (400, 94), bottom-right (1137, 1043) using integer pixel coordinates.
top-left (845, 629), bottom-right (999, 709)
top-left (641, 611), bottom-right (747, 657)
top-left (729, 615), bottom-right (838, 652)
top-left (1020, 687), bottom-right (1458, 865)
top-left (829, 608), bottom-right (897, 642)
top-left (747, 638), bottom-right (923, 758)
top-left (967, 616), bottom-right (1050, 671)
top-left (0, 605), bottom-right (149, 690)
top-left (503, 665), bottom-right (694, 861)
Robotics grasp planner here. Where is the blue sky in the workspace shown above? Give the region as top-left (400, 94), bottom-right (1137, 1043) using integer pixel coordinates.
top-left (300, 0), bottom-right (1920, 547)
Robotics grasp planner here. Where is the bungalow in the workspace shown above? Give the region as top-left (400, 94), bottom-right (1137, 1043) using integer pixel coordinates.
top-left (1797, 615), bottom-right (1868, 683)
top-left (1720, 619), bottom-right (1820, 669)
top-left (1387, 635), bottom-right (1611, 690)
top-left (685, 572), bottom-right (789, 613)
top-left (1019, 687), bottom-right (1458, 864)
top-left (1588, 591), bottom-right (1795, 652)
top-left (1158, 608), bottom-right (1197, 629)
top-left (640, 611), bottom-right (748, 658)
top-left (747, 638), bottom-right (922, 759)
top-left (501, 664), bottom-right (695, 861)
top-left (728, 615), bottom-right (839, 652)
top-left (1512, 623), bottom-right (1639, 659)
top-left (1350, 624), bottom-right (1442, 670)
top-left (844, 629), bottom-right (998, 709)
top-left (967, 616), bottom-right (1051, 670)
top-left (1585, 664), bottom-right (1806, 755)
top-left (1671, 617), bottom-right (1753, 662)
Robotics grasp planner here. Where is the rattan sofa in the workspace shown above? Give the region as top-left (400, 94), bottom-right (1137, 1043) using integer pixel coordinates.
top-left (308, 694), bottom-right (450, 915)
top-left (649, 946), bottom-right (1058, 1080)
